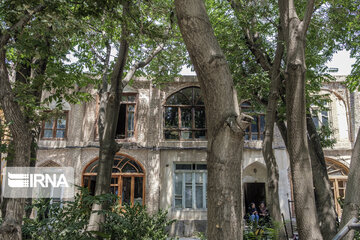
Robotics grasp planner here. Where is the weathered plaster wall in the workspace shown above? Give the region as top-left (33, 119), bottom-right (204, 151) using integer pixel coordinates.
top-left (35, 75), bottom-right (357, 237)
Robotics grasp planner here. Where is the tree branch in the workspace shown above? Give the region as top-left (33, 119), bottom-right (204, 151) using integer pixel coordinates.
top-left (244, 28), bottom-right (272, 72)
top-left (288, 0), bottom-right (298, 20)
top-left (100, 39), bottom-right (111, 93)
top-left (122, 43), bottom-right (165, 87)
top-left (228, 1), bottom-right (273, 73)
top-left (300, 0), bottom-right (315, 35)
top-left (88, 41), bottom-right (106, 63)
top-left (278, 0), bottom-right (288, 43)
top-left (0, 4), bottom-right (45, 47)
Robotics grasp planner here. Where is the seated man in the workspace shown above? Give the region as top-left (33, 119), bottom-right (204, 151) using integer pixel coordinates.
top-left (248, 202), bottom-right (259, 223)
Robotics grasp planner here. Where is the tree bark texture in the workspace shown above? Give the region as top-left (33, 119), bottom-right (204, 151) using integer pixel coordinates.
top-left (261, 27), bottom-right (287, 240)
top-left (87, 1), bottom-right (166, 231)
top-left (175, 1), bottom-right (247, 239)
top-left (279, 0), bottom-right (323, 239)
top-left (87, 8), bottom-right (129, 230)
top-left (0, 6), bottom-right (44, 239)
top-left (306, 114), bottom-right (338, 239)
top-left (339, 127), bottom-right (360, 240)
top-left (0, 49), bottom-right (32, 240)
top-left (227, 2), bottom-right (286, 237)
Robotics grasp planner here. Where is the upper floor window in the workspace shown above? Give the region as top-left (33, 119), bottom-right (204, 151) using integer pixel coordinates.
top-left (241, 102), bottom-right (265, 140)
top-left (41, 112), bottom-right (68, 139)
top-left (311, 100), bottom-right (330, 129)
top-left (164, 87), bottom-right (206, 140)
top-left (116, 94), bottom-right (136, 139)
top-left (174, 163), bottom-right (207, 209)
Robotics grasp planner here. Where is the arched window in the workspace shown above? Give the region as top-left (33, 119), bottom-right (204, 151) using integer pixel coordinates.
top-left (82, 154), bottom-right (145, 206)
top-left (241, 102), bottom-right (265, 140)
top-left (164, 87), bottom-right (206, 140)
top-left (326, 158), bottom-right (349, 217)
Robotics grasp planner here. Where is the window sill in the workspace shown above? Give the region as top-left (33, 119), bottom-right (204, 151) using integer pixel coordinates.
top-left (159, 141), bottom-right (207, 149)
top-left (41, 138), bottom-right (67, 141)
top-left (173, 208), bottom-right (207, 211)
top-left (243, 140), bottom-right (263, 149)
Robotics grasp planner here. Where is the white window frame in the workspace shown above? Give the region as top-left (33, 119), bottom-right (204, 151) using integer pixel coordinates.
top-left (311, 100), bottom-right (331, 129)
top-left (173, 163), bottom-right (207, 209)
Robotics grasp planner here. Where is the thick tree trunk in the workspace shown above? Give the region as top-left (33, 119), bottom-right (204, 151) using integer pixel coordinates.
top-left (0, 49), bottom-right (32, 240)
top-left (339, 127), bottom-right (360, 240)
top-left (286, 64), bottom-right (322, 240)
top-left (87, 23), bottom-right (129, 231)
top-left (227, 3), bottom-right (286, 236)
top-left (175, 1), bottom-right (248, 239)
top-left (279, 0), bottom-right (323, 238)
top-left (306, 114), bottom-right (338, 239)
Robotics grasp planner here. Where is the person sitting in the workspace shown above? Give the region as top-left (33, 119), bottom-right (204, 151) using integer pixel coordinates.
top-left (258, 202), bottom-right (269, 219)
top-left (248, 202), bottom-right (259, 223)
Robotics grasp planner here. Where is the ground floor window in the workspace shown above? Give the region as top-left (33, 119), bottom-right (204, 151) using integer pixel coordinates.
top-left (329, 177), bottom-right (347, 216)
top-left (174, 163), bottom-right (207, 209)
top-left (326, 158), bottom-right (349, 217)
top-left (82, 154), bottom-right (145, 206)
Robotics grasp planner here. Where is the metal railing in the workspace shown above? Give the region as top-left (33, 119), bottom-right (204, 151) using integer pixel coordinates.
top-left (332, 217), bottom-right (360, 240)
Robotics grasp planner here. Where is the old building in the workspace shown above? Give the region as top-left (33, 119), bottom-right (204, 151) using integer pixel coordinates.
top-left (35, 75), bottom-right (356, 236)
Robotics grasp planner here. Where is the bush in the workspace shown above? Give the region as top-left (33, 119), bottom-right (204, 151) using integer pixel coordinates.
top-left (102, 203), bottom-right (175, 240)
top-left (22, 187), bottom-right (174, 240)
top-left (243, 217), bottom-right (280, 240)
top-left (22, 187), bottom-right (100, 240)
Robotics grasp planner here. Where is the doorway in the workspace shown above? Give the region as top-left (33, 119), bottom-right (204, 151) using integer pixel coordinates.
top-left (244, 182), bottom-right (266, 210)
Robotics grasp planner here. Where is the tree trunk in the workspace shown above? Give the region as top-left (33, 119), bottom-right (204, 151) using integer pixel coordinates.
top-left (261, 29), bottom-right (287, 239)
top-left (286, 61), bottom-right (322, 240)
top-left (0, 49), bottom-right (32, 240)
top-left (306, 113), bottom-right (338, 239)
top-left (175, 1), bottom-right (249, 239)
top-left (227, 3), bottom-right (286, 237)
top-left (87, 13), bottom-right (129, 231)
top-left (279, 0), bottom-right (323, 238)
top-left (339, 127), bottom-right (360, 240)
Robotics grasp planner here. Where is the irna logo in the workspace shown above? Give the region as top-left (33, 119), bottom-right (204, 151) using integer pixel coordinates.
top-left (7, 172), bottom-right (69, 188)
top-left (2, 167), bottom-right (74, 199)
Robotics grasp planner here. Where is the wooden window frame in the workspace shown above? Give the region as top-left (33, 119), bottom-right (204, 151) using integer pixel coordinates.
top-left (164, 87), bottom-right (206, 141)
top-left (173, 163), bottom-right (207, 209)
top-left (94, 93), bottom-right (138, 141)
top-left (118, 94), bottom-right (137, 140)
top-left (310, 99), bottom-right (331, 129)
top-left (241, 102), bottom-right (265, 141)
top-left (82, 154), bottom-right (145, 207)
top-left (41, 111), bottom-right (69, 140)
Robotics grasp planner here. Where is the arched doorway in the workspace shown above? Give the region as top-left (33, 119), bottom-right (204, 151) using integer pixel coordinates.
top-left (82, 153), bottom-right (145, 206)
top-left (243, 162), bottom-right (267, 208)
top-left (326, 158), bottom-right (349, 217)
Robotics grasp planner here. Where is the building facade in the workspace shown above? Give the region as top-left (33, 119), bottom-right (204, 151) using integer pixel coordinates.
top-left (36, 75), bottom-right (356, 237)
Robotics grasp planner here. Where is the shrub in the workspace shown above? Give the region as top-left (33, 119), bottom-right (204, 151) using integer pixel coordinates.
top-left (22, 187), bottom-right (174, 240)
top-left (101, 204), bottom-right (175, 240)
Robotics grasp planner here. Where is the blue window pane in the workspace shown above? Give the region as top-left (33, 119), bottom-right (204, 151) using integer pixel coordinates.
top-left (56, 130), bottom-right (65, 138)
top-left (44, 129), bottom-right (53, 138)
top-left (322, 111), bottom-right (328, 126)
top-left (57, 117), bottom-right (66, 129)
top-left (45, 119), bottom-right (54, 128)
top-left (313, 116), bottom-right (319, 129)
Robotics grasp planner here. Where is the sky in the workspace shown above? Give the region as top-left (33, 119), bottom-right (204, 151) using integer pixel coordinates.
top-left (326, 50), bottom-right (356, 75)
top-left (180, 50), bottom-right (356, 76)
